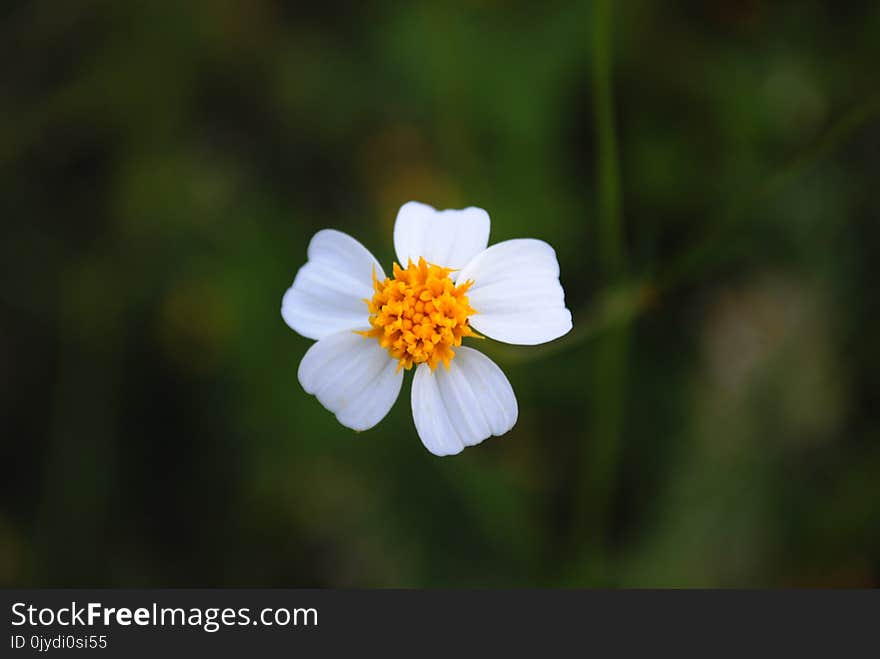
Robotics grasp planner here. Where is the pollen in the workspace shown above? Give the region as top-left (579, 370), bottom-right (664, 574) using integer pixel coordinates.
top-left (359, 257), bottom-right (479, 371)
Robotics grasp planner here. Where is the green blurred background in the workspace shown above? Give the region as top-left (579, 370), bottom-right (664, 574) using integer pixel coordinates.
top-left (2, 0), bottom-right (879, 587)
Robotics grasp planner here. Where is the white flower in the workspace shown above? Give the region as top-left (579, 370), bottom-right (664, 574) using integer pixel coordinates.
top-left (281, 201), bottom-right (573, 456)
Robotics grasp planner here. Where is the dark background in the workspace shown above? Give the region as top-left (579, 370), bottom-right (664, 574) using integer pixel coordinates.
top-left (2, 0), bottom-right (879, 587)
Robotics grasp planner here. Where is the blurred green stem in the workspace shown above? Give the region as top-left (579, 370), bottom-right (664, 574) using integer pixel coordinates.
top-left (574, 0), bottom-right (630, 559)
top-left (490, 89), bottom-right (880, 368)
top-left (593, 0), bottom-right (624, 278)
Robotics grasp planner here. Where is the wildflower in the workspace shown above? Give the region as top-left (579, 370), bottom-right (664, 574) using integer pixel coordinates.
top-left (281, 201), bottom-right (572, 456)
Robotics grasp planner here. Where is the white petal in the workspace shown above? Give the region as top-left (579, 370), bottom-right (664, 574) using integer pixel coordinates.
top-left (282, 229), bottom-right (384, 340)
top-left (393, 201), bottom-right (490, 273)
top-left (457, 239), bottom-right (572, 345)
top-left (298, 330), bottom-right (402, 432)
top-left (411, 347), bottom-right (517, 456)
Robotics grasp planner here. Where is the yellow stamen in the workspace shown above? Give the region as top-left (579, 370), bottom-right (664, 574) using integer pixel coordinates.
top-left (358, 257), bottom-right (480, 371)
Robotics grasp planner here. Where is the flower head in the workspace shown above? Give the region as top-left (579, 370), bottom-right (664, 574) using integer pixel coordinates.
top-left (359, 257), bottom-right (479, 372)
top-left (281, 201), bottom-right (572, 456)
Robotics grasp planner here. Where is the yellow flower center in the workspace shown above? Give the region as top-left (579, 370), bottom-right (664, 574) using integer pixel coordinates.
top-left (359, 257), bottom-right (479, 371)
